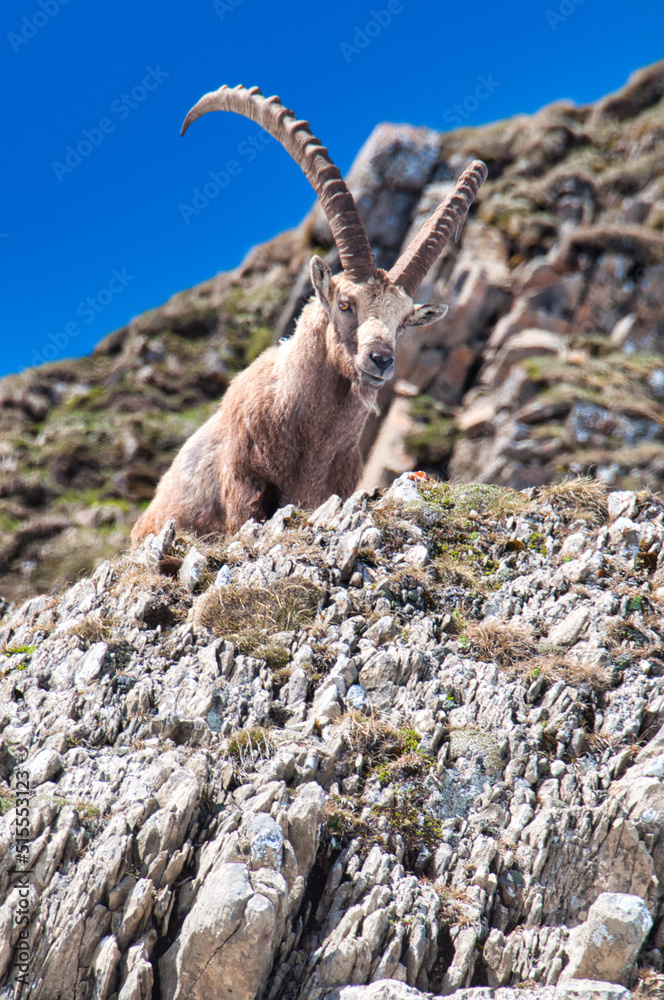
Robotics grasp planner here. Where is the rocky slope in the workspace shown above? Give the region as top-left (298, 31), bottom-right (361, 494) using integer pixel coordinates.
top-left (1, 474), bottom-right (664, 999)
top-left (2, 60), bottom-right (664, 606)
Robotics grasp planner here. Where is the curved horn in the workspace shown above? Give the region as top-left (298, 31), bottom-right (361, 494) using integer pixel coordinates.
top-left (181, 85), bottom-right (377, 283)
top-left (388, 160), bottom-right (488, 297)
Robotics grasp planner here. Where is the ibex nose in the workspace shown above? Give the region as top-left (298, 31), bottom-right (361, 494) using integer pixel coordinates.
top-left (370, 351), bottom-right (394, 375)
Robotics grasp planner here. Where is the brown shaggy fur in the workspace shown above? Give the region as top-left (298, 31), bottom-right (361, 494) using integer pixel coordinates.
top-left (132, 265), bottom-right (444, 544)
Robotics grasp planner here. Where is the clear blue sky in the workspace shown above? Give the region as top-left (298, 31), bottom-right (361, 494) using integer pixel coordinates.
top-left (2, 0), bottom-right (663, 376)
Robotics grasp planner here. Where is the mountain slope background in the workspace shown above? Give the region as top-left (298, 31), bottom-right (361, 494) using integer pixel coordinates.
top-left (2, 60), bottom-right (664, 607)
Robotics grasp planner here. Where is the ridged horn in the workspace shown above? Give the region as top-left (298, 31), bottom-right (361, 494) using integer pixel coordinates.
top-left (181, 84), bottom-right (377, 283)
top-left (388, 160), bottom-right (488, 296)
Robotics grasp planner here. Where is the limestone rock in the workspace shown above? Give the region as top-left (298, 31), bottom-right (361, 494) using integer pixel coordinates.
top-left (561, 892), bottom-right (653, 985)
top-left (27, 747), bottom-right (62, 786)
top-left (546, 606), bottom-right (590, 647)
top-left (287, 781), bottom-right (326, 875)
top-left (178, 547), bottom-right (208, 592)
top-left (159, 863), bottom-right (270, 1000)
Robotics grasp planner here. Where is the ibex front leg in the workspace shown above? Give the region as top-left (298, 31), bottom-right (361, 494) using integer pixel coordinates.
top-left (222, 474), bottom-right (281, 534)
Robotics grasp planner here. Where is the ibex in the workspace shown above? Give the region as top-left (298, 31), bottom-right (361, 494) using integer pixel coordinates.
top-left (131, 85), bottom-right (487, 544)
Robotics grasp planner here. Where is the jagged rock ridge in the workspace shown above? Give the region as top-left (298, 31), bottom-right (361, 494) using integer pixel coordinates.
top-left (0, 474), bottom-right (664, 998)
top-left (2, 60), bottom-right (664, 605)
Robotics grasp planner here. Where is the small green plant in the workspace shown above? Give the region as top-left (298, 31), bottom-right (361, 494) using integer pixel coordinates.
top-left (73, 800), bottom-right (102, 828)
top-left (401, 729), bottom-right (420, 753)
top-left (528, 532), bottom-right (547, 555)
top-left (373, 792), bottom-right (444, 871)
top-left (343, 716), bottom-right (424, 770)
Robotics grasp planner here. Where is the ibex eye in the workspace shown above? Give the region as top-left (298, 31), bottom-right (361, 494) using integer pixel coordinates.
top-left (338, 300), bottom-right (351, 312)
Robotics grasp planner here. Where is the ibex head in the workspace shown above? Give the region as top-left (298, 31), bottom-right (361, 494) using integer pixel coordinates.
top-left (181, 85), bottom-right (487, 401)
top-left (307, 258), bottom-right (446, 397)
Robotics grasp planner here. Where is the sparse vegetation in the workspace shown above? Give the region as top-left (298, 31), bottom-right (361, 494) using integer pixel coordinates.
top-left (418, 481), bottom-right (532, 521)
top-left (342, 714), bottom-right (425, 777)
top-left (226, 726), bottom-right (276, 767)
top-left (194, 576), bottom-right (320, 660)
top-left (325, 795), bottom-right (379, 851)
top-left (539, 474), bottom-right (608, 523)
top-left (465, 620), bottom-right (538, 669)
top-left (404, 395), bottom-right (458, 466)
top-left (3, 644), bottom-right (37, 655)
top-left (373, 791), bottom-right (444, 871)
top-left (66, 612), bottom-right (112, 645)
top-left (464, 618), bottom-right (613, 691)
top-left (434, 883), bottom-right (479, 928)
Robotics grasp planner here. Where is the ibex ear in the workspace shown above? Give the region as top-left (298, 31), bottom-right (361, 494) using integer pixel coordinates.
top-left (407, 303), bottom-right (449, 328)
top-left (310, 255), bottom-right (333, 309)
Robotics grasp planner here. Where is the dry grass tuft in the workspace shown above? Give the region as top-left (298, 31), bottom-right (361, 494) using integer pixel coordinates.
top-left (194, 576), bottom-right (320, 658)
top-left (325, 796), bottom-right (378, 850)
top-left (341, 713), bottom-right (422, 770)
top-left (110, 561), bottom-right (174, 596)
top-left (465, 620), bottom-right (537, 668)
top-left (530, 652), bottom-right (612, 691)
top-left (372, 502), bottom-right (428, 554)
top-left (172, 529), bottom-right (231, 563)
top-left (434, 553), bottom-right (481, 590)
top-left (465, 619), bottom-right (611, 690)
top-left (434, 883), bottom-right (479, 928)
top-left (276, 525), bottom-right (324, 563)
top-left (66, 611), bottom-right (113, 645)
top-left (540, 475), bottom-right (608, 524)
top-left (385, 565), bottom-right (444, 608)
